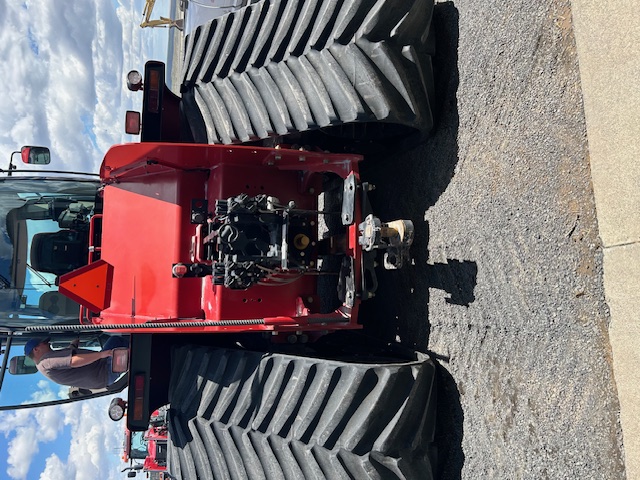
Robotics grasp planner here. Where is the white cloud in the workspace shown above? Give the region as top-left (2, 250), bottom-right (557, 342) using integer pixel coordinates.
top-left (31, 380), bottom-right (58, 403)
top-left (0, 395), bottom-right (126, 480)
top-left (38, 454), bottom-right (71, 480)
top-left (0, 404), bottom-right (61, 480)
top-left (57, 399), bottom-right (124, 480)
top-left (0, 0), bottom-right (170, 175)
top-left (4, 425), bottom-right (39, 480)
top-left (28, 398), bottom-right (127, 480)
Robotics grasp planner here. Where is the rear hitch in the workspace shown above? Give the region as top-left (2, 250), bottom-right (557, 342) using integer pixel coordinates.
top-left (358, 214), bottom-right (414, 269)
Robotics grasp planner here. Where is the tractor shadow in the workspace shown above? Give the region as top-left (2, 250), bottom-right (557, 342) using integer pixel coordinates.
top-left (359, 3), bottom-right (467, 478)
top-left (359, 1), bottom-right (466, 348)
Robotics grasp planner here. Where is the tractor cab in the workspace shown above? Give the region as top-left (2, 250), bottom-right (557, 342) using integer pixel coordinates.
top-left (0, 150), bottom-right (127, 412)
top-left (0, 175), bottom-right (99, 322)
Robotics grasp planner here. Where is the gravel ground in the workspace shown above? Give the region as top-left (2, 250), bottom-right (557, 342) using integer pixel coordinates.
top-left (359, 0), bottom-right (626, 478)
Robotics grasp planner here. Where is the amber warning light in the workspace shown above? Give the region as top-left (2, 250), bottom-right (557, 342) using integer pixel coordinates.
top-left (125, 111), bottom-right (141, 135)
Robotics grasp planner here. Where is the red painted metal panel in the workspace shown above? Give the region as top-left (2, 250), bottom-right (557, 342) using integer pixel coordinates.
top-left (99, 170), bottom-right (206, 323)
top-left (101, 143), bottom-right (361, 182)
top-left (93, 143), bottom-right (364, 333)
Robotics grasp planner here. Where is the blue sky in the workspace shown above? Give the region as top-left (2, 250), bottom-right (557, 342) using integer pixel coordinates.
top-left (0, 377), bottom-right (125, 480)
top-left (0, 0), bottom-right (172, 478)
top-left (0, 0), bottom-right (172, 174)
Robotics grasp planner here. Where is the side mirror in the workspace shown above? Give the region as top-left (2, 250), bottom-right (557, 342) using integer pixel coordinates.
top-left (9, 356), bottom-right (38, 375)
top-left (112, 347), bottom-right (129, 374)
top-left (20, 146), bottom-right (51, 165)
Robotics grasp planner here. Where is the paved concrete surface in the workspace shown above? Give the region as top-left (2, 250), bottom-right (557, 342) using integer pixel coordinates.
top-left (168, 1), bottom-right (185, 94)
top-left (571, 1), bottom-right (640, 478)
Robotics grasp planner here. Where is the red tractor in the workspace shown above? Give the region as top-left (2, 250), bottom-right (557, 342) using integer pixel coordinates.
top-left (0, 1), bottom-right (438, 477)
top-left (121, 407), bottom-right (168, 479)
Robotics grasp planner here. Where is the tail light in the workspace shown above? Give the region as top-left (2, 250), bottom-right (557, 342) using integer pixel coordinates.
top-left (147, 69), bottom-right (160, 113)
top-left (132, 374), bottom-right (146, 422)
top-left (125, 111), bottom-right (141, 135)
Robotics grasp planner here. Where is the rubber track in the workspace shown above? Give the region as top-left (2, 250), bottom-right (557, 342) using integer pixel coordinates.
top-left (180, 0), bottom-right (435, 144)
top-left (166, 345), bottom-right (436, 479)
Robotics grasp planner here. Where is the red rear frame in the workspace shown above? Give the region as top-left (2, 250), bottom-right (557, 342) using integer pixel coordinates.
top-left (60, 143), bottom-right (365, 336)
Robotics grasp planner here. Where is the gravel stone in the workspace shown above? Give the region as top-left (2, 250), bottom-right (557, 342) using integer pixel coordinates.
top-left (358, 0), bottom-right (626, 478)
